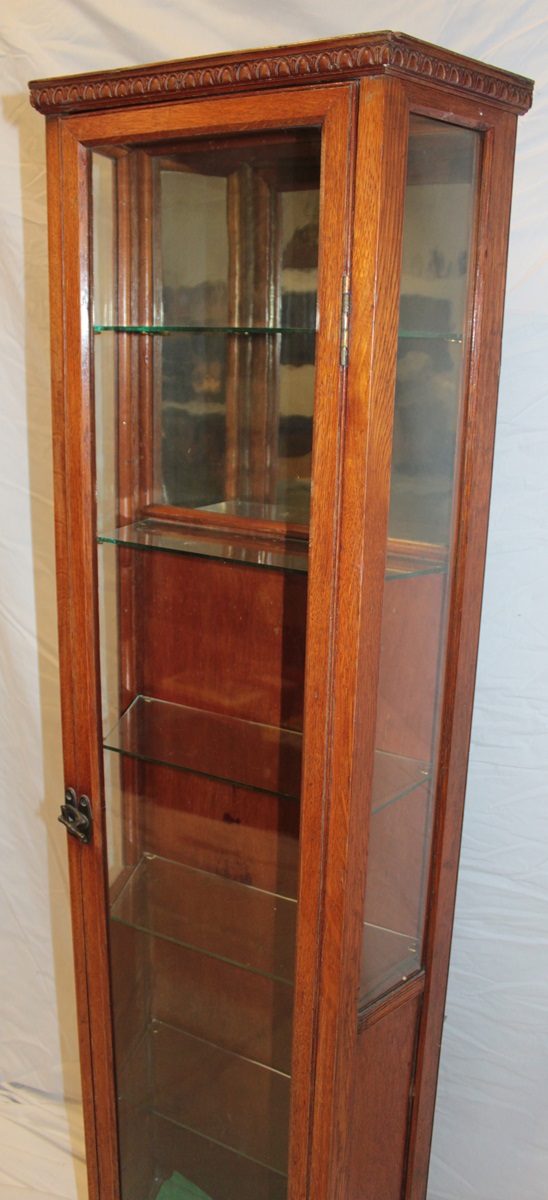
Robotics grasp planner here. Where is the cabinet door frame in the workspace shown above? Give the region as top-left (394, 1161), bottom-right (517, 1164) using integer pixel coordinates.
top-left (46, 82), bottom-right (356, 1200)
top-left (299, 74), bottom-right (412, 1200)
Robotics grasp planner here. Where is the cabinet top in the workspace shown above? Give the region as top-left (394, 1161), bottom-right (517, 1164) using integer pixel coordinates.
top-left (29, 30), bottom-right (533, 117)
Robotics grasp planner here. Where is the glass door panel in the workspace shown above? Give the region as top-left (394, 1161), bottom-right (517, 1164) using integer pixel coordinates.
top-left (360, 117), bottom-right (480, 1006)
top-left (94, 133), bottom-right (320, 538)
top-left (92, 126), bottom-right (321, 1200)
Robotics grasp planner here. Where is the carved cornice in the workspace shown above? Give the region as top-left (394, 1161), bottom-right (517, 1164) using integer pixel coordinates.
top-left (29, 32), bottom-right (534, 117)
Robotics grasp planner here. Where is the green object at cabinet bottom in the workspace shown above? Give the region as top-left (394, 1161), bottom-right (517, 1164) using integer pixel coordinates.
top-left (156, 1172), bottom-right (213, 1200)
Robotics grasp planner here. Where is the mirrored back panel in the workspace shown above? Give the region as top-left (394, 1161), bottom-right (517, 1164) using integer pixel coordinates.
top-left (94, 132), bottom-right (321, 534)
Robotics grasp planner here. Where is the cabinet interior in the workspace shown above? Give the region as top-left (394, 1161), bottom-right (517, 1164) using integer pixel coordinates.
top-left (92, 113), bottom-right (473, 1199)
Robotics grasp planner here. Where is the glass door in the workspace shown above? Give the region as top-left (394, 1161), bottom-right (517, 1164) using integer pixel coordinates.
top-left (88, 90), bottom-right (350, 1200)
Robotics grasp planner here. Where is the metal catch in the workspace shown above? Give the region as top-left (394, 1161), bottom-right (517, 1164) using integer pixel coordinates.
top-left (58, 788), bottom-right (92, 844)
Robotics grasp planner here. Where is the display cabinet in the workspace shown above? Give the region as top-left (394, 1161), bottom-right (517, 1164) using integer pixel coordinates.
top-left (29, 32), bottom-right (533, 1200)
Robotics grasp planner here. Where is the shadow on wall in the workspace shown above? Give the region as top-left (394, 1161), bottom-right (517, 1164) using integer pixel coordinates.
top-left (2, 89), bottom-right (86, 1195)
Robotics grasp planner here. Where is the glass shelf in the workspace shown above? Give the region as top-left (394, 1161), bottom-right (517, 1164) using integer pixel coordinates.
top-left (104, 696), bottom-right (303, 800)
top-left (104, 695), bottom-right (430, 813)
top-left (98, 520), bottom-right (446, 580)
top-left (107, 721), bottom-right (429, 1011)
top-left (372, 751), bottom-right (430, 812)
top-left (111, 854), bottom-right (297, 985)
top-left (94, 324), bottom-right (459, 342)
top-left (98, 520), bottom-right (309, 574)
top-left (384, 550), bottom-right (445, 580)
top-left (94, 323), bottom-right (314, 336)
top-left (117, 1100), bottom-right (288, 1200)
top-left (119, 1020), bottom-right (289, 1177)
top-left (360, 922), bottom-right (421, 1005)
top-left (398, 329), bottom-right (462, 343)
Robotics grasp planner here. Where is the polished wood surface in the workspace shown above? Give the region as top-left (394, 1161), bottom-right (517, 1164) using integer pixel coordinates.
top-left (141, 762), bottom-right (299, 894)
top-left (304, 77), bottom-right (409, 1200)
top-left (142, 502), bottom-right (309, 541)
top-left (45, 114), bottom-right (101, 1198)
top-left (285, 81), bottom-right (355, 1200)
top-left (38, 35), bottom-right (531, 1200)
top-left (46, 116), bottom-right (120, 1200)
top-left (29, 31), bottom-right (534, 116)
top-left (139, 549), bottom-right (307, 727)
top-left (347, 993), bottom-right (422, 1200)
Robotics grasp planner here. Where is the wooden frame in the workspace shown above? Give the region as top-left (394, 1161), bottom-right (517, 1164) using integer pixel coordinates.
top-left (34, 31), bottom-right (533, 1200)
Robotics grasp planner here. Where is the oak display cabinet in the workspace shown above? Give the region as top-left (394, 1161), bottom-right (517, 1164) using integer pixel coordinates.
top-left (29, 32), bottom-right (533, 1200)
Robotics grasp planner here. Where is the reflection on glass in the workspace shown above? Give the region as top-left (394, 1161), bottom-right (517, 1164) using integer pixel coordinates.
top-left (360, 117), bottom-right (480, 1008)
top-left (92, 134), bottom-right (321, 532)
top-left (92, 152), bottom-right (115, 328)
top-left (390, 119), bottom-right (478, 546)
top-left (160, 169), bottom-right (229, 326)
top-left (112, 854), bottom-right (297, 983)
top-left (98, 514), bottom-right (310, 573)
top-left (146, 138), bottom-right (321, 526)
top-left (107, 741), bottom-right (299, 1199)
top-left (104, 695), bottom-right (303, 799)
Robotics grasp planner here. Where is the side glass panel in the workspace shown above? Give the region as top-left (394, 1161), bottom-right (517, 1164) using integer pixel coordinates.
top-left (360, 117), bottom-right (480, 1007)
top-left (92, 132), bottom-right (320, 1200)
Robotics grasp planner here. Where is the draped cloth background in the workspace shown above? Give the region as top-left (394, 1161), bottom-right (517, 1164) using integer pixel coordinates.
top-left (0, 3), bottom-right (546, 1197)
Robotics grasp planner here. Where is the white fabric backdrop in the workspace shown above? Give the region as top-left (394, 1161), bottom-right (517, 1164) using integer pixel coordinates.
top-left (0, 2), bottom-right (546, 1197)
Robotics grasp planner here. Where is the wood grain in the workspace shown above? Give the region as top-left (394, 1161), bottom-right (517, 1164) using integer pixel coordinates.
top-left (285, 82), bottom-right (356, 1200)
top-left (45, 114), bottom-right (102, 1199)
top-left (40, 40), bottom-right (530, 1200)
top-left (140, 761), bottom-right (300, 894)
top-left (347, 992), bottom-right (422, 1200)
top-left (29, 31), bottom-right (534, 116)
top-left (139, 548), bottom-right (307, 728)
top-left (53, 118), bottom-right (120, 1197)
top-left (305, 76), bottom-right (409, 1200)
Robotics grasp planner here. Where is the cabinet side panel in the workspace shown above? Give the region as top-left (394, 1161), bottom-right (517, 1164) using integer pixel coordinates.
top-left (403, 106), bottom-right (519, 1200)
top-left (347, 994), bottom-right (421, 1200)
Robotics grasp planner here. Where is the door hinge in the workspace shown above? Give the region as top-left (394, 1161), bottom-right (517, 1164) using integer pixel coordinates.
top-left (340, 274), bottom-right (351, 367)
top-left (59, 788), bottom-right (93, 844)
